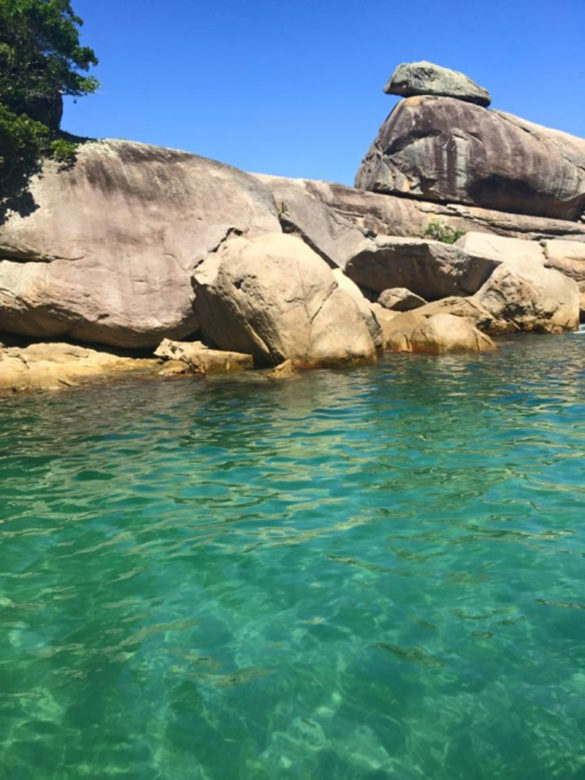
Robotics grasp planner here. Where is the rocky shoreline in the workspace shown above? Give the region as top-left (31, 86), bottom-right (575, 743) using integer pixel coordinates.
top-left (1, 62), bottom-right (584, 395)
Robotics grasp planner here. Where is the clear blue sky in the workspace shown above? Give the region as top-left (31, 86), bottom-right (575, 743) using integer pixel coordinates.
top-left (65, 0), bottom-right (585, 186)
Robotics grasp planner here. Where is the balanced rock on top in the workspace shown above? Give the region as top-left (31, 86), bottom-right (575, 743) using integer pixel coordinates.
top-left (384, 61), bottom-right (491, 107)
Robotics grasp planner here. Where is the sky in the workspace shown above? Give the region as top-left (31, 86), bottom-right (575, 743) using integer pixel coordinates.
top-left (65, 0), bottom-right (585, 186)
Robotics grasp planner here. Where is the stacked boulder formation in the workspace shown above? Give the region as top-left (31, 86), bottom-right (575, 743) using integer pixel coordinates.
top-left (1, 61), bottom-right (585, 393)
top-left (356, 62), bottom-right (585, 221)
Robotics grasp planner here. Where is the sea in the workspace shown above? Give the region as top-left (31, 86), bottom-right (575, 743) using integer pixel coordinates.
top-left (1, 332), bottom-right (585, 779)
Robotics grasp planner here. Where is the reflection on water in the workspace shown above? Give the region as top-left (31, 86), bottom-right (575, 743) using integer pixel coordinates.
top-left (1, 334), bottom-right (585, 778)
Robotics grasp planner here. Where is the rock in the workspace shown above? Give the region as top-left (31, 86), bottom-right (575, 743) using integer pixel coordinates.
top-left (413, 295), bottom-right (494, 331)
top-left (383, 311), bottom-right (496, 354)
top-left (344, 236), bottom-right (498, 299)
top-left (378, 287), bottom-right (427, 311)
top-left (370, 303), bottom-right (400, 345)
top-left (355, 96), bottom-right (585, 221)
top-left (544, 239), bottom-right (585, 315)
top-left (456, 232), bottom-right (580, 333)
top-left (0, 140), bottom-right (280, 348)
top-left (256, 176), bottom-right (585, 264)
top-left (456, 231), bottom-right (545, 265)
top-left (332, 268), bottom-right (383, 347)
top-left (157, 359), bottom-right (191, 377)
top-left (192, 233), bottom-right (377, 368)
top-left (256, 175), bottom-right (368, 268)
top-left (266, 359), bottom-right (298, 379)
top-left (384, 61), bottom-right (491, 107)
top-left (544, 239), bottom-right (585, 280)
top-left (0, 342), bottom-right (157, 394)
top-left (154, 338), bottom-right (253, 374)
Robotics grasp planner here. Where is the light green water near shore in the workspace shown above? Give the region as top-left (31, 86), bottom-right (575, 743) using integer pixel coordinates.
top-left (1, 334), bottom-right (585, 779)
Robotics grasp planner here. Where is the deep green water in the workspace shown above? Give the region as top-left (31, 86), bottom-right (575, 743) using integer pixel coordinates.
top-left (1, 334), bottom-right (585, 779)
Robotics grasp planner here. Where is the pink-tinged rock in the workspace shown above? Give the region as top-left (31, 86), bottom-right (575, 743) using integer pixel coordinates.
top-left (0, 140), bottom-right (279, 348)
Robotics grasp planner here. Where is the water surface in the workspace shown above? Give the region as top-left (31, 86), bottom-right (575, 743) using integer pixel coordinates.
top-left (1, 334), bottom-right (585, 778)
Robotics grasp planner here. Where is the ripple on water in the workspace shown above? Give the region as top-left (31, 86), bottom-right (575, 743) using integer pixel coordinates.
top-left (1, 334), bottom-right (585, 778)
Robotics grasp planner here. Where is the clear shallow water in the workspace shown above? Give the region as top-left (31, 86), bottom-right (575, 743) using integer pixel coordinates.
top-left (1, 335), bottom-right (585, 779)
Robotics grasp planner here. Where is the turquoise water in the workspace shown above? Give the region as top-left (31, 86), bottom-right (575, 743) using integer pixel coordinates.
top-left (1, 335), bottom-right (585, 779)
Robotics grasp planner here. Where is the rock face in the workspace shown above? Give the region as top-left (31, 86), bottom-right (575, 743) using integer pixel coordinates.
top-left (355, 96), bottom-right (585, 221)
top-left (384, 61), bottom-right (491, 107)
top-left (154, 339), bottom-right (253, 374)
top-left (344, 237), bottom-right (498, 299)
top-left (257, 176), bottom-right (585, 269)
top-left (0, 140), bottom-right (280, 348)
top-left (382, 311), bottom-right (496, 354)
top-left (412, 296), bottom-right (494, 331)
top-left (458, 232), bottom-right (580, 333)
top-left (544, 239), bottom-right (585, 313)
top-left (332, 268), bottom-right (383, 347)
top-left (378, 288), bottom-right (427, 311)
top-left (0, 343), bottom-right (156, 394)
top-left (192, 233), bottom-right (378, 368)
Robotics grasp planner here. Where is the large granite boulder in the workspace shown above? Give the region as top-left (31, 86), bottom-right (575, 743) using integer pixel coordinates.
top-left (458, 232), bottom-right (580, 333)
top-left (356, 96), bottom-right (585, 221)
top-left (0, 140), bottom-right (280, 348)
top-left (382, 311), bottom-right (496, 354)
top-left (192, 233), bottom-right (378, 368)
top-left (344, 236), bottom-right (498, 299)
top-left (384, 61), bottom-right (491, 107)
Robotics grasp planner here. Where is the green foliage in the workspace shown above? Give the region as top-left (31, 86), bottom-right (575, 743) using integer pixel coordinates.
top-left (0, 0), bottom-right (98, 215)
top-left (0, 0), bottom-right (98, 115)
top-left (423, 221), bottom-right (466, 245)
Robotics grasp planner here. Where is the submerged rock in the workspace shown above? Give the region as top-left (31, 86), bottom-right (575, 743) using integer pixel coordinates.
top-left (384, 61), bottom-right (491, 107)
top-left (356, 96), bottom-right (585, 221)
top-left (192, 233), bottom-right (378, 368)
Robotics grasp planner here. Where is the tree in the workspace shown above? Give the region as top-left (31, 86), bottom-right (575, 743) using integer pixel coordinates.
top-left (0, 0), bottom-right (98, 210)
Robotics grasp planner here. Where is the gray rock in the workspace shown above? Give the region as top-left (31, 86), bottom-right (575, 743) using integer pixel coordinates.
top-left (344, 236), bottom-right (498, 299)
top-left (384, 61), bottom-right (491, 107)
top-left (378, 287), bottom-right (427, 311)
top-left (356, 96), bottom-right (585, 221)
top-left (0, 140), bottom-right (280, 348)
top-left (192, 233), bottom-right (377, 368)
